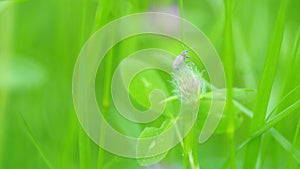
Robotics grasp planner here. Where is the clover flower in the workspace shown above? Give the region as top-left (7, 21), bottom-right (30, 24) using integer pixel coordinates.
top-left (171, 60), bottom-right (204, 103)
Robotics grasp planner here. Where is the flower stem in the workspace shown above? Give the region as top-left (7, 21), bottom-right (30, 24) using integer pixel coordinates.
top-left (183, 126), bottom-right (200, 169)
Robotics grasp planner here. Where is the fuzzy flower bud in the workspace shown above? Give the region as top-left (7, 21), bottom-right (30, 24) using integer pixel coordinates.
top-left (171, 60), bottom-right (204, 103)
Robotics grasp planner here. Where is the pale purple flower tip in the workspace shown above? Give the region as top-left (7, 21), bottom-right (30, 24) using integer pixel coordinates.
top-left (171, 61), bottom-right (204, 103)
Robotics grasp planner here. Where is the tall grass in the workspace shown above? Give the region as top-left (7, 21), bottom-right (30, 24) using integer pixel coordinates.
top-left (244, 0), bottom-right (287, 168)
top-left (223, 0), bottom-right (236, 168)
top-left (0, 0), bottom-right (300, 169)
top-left (0, 4), bottom-right (14, 169)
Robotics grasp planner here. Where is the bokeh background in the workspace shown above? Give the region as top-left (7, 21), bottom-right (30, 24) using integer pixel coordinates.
top-left (0, 0), bottom-right (300, 168)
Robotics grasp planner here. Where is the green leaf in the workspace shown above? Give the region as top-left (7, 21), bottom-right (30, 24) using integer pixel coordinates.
top-left (105, 104), bottom-right (142, 137)
top-left (162, 88), bottom-right (253, 135)
top-left (129, 69), bottom-right (170, 110)
top-left (137, 121), bottom-right (172, 166)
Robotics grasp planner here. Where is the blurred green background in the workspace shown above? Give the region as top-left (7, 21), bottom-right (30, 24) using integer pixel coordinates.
top-left (0, 0), bottom-right (300, 169)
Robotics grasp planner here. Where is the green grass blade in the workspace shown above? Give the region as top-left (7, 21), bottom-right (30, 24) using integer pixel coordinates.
top-left (79, 128), bottom-right (92, 169)
top-left (20, 114), bottom-right (55, 169)
top-left (266, 85), bottom-right (300, 120)
top-left (91, 1), bottom-right (116, 168)
top-left (79, 0), bottom-right (87, 44)
top-left (183, 125), bottom-right (200, 169)
top-left (239, 100), bottom-right (300, 150)
top-left (281, 26), bottom-right (300, 97)
top-left (0, 5), bottom-right (14, 167)
top-left (222, 99), bottom-right (300, 169)
top-left (236, 85), bottom-right (300, 149)
top-left (269, 128), bottom-right (300, 163)
top-left (224, 0), bottom-right (236, 168)
top-left (234, 85), bottom-right (300, 120)
top-left (102, 157), bottom-right (121, 169)
top-left (287, 116), bottom-right (300, 168)
top-left (233, 100), bottom-right (253, 118)
top-left (244, 0), bottom-right (287, 167)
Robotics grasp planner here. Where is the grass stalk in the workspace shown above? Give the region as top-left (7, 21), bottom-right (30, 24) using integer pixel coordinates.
top-left (222, 82), bottom-right (300, 168)
top-left (287, 117), bottom-right (300, 168)
top-left (90, 0), bottom-right (116, 168)
top-left (80, 0), bottom-right (87, 44)
top-left (21, 115), bottom-right (54, 169)
top-left (79, 127), bottom-right (92, 169)
top-left (0, 5), bottom-right (14, 167)
top-left (224, 0), bottom-right (236, 168)
top-left (222, 99), bottom-right (300, 168)
top-left (243, 0), bottom-right (287, 168)
top-left (92, 0), bottom-right (111, 33)
top-left (183, 125), bottom-right (200, 169)
top-left (77, 1), bottom-right (92, 169)
top-left (281, 27), bottom-right (300, 96)
top-left (59, 113), bottom-right (78, 168)
top-left (286, 28), bottom-right (300, 167)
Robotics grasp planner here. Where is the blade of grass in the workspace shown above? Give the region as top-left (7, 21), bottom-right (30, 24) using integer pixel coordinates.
top-left (79, 0), bottom-right (87, 44)
top-left (239, 100), bottom-right (300, 154)
top-left (92, 0), bottom-right (111, 32)
top-left (0, 5), bottom-right (14, 167)
top-left (77, 2), bottom-right (93, 168)
top-left (233, 100), bottom-right (253, 118)
top-left (102, 157), bottom-right (121, 169)
top-left (90, 0), bottom-right (115, 109)
top-left (244, 0), bottom-right (287, 168)
top-left (79, 127), bottom-right (92, 169)
top-left (266, 85), bottom-right (300, 120)
top-left (97, 119), bottom-right (107, 169)
top-left (236, 85), bottom-right (300, 148)
top-left (281, 26), bottom-right (300, 97)
top-left (281, 26), bottom-right (300, 168)
top-left (20, 114), bottom-right (55, 169)
top-left (93, 2), bottom-right (106, 167)
top-left (270, 128), bottom-right (300, 163)
top-left (59, 112), bottom-right (78, 168)
top-left (183, 121), bottom-right (200, 169)
top-left (90, 1), bottom-right (116, 168)
top-left (287, 116), bottom-right (300, 168)
top-left (224, 0), bottom-right (236, 168)
top-left (222, 98), bottom-right (300, 168)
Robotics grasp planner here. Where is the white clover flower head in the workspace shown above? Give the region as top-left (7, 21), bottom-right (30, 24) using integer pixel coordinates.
top-left (171, 61), bottom-right (204, 103)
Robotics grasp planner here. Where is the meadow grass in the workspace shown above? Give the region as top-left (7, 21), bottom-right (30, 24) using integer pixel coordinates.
top-left (0, 0), bottom-right (300, 169)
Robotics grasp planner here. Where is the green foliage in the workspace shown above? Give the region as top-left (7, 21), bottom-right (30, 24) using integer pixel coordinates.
top-left (244, 0), bottom-right (288, 168)
top-left (0, 0), bottom-right (300, 169)
top-left (137, 121), bottom-right (171, 166)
